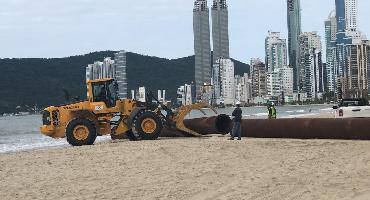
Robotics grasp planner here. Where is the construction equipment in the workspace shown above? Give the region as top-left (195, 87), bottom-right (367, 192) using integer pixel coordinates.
top-left (40, 78), bottom-right (216, 146)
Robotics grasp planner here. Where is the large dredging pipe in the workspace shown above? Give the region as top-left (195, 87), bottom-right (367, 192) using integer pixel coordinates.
top-left (162, 117), bottom-right (370, 140)
top-left (161, 114), bottom-right (233, 137)
top-left (241, 118), bottom-right (370, 140)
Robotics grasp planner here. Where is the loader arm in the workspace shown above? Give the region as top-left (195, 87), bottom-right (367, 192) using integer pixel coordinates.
top-left (172, 101), bottom-right (217, 136)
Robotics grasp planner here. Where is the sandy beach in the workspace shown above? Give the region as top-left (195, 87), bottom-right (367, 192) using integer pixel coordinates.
top-left (1, 135), bottom-right (370, 200)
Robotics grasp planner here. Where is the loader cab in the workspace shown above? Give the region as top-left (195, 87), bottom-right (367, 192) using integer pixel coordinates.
top-left (88, 78), bottom-right (119, 108)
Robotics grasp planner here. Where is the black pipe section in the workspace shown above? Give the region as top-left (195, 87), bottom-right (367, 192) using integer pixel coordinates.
top-left (160, 114), bottom-right (233, 137)
top-left (162, 117), bottom-right (370, 140)
top-left (242, 118), bottom-right (370, 140)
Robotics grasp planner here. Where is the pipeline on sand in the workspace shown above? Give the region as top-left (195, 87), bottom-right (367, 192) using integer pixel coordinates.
top-left (160, 114), bottom-right (233, 137)
top-left (162, 117), bottom-right (370, 140)
top-left (242, 118), bottom-right (370, 140)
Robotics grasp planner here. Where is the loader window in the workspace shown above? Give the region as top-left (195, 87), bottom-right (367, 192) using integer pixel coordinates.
top-left (92, 81), bottom-right (117, 108)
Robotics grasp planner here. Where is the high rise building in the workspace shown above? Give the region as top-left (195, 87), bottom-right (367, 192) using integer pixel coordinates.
top-left (287, 0), bottom-right (302, 91)
top-left (251, 58), bottom-right (267, 98)
top-left (325, 11), bottom-right (337, 93)
top-left (265, 31), bottom-right (287, 73)
top-left (212, 58), bottom-right (235, 105)
top-left (299, 32), bottom-right (324, 99)
top-left (345, 0), bottom-right (358, 32)
top-left (86, 58), bottom-right (115, 81)
top-left (266, 70), bottom-right (282, 98)
top-left (336, 0), bottom-right (352, 94)
top-left (193, 0), bottom-right (212, 97)
top-left (280, 66), bottom-right (294, 98)
top-left (211, 0), bottom-right (230, 63)
top-left (345, 40), bottom-right (370, 97)
top-left (234, 74), bottom-right (252, 105)
top-left (114, 50), bottom-right (128, 99)
top-left (86, 52), bottom-right (128, 99)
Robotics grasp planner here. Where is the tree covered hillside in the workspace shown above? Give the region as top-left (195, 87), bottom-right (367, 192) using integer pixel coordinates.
top-left (0, 51), bottom-right (249, 114)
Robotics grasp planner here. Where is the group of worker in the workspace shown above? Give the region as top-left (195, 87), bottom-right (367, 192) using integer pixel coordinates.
top-left (229, 102), bottom-right (277, 140)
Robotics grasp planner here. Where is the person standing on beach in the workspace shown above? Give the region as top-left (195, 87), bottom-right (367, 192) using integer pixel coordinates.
top-left (270, 103), bottom-right (277, 119)
top-left (230, 102), bottom-right (242, 140)
top-left (267, 103), bottom-right (277, 119)
top-left (267, 104), bottom-right (272, 119)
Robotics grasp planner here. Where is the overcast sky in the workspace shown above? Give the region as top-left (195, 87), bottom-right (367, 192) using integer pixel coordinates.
top-left (1, 0), bottom-right (369, 63)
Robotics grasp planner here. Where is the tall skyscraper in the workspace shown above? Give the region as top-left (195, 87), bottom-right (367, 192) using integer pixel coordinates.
top-left (325, 11), bottom-right (337, 93)
top-left (265, 31), bottom-right (287, 73)
top-left (346, 40), bottom-right (370, 97)
top-left (299, 32), bottom-right (323, 99)
top-left (345, 0), bottom-right (358, 32)
top-left (212, 58), bottom-right (235, 105)
top-left (211, 0), bottom-right (230, 63)
top-left (193, 0), bottom-right (212, 97)
top-left (287, 0), bottom-right (302, 91)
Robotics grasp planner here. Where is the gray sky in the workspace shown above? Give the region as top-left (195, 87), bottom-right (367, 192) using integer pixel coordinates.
top-left (1, 0), bottom-right (369, 63)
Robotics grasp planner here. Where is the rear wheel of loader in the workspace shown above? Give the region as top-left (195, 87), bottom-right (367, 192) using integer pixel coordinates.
top-left (66, 118), bottom-right (97, 146)
top-left (132, 111), bottom-right (163, 140)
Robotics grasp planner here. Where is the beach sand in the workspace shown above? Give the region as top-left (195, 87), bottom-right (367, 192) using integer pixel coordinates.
top-left (1, 134), bottom-right (370, 200)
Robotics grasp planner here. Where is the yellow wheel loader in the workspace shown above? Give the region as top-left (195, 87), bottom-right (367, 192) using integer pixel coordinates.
top-left (40, 78), bottom-right (215, 146)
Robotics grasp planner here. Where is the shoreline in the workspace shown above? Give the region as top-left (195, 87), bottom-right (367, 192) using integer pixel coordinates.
top-left (0, 112), bottom-right (334, 154)
top-left (1, 137), bottom-right (370, 199)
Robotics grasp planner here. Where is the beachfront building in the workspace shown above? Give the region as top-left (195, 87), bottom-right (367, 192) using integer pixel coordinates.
top-left (299, 32), bottom-right (324, 100)
top-left (266, 70), bottom-right (281, 99)
top-left (345, 40), bottom-right (370, 98)
top-left (287, 0), bottom-right (302, 91)
top-left (177, 84), bottom-right (194, 106)
top-left (280, 66), bottom-right (294, 102)
top-left (235, 73), bottom-right (252, 105)
top-left (265, 31), bottom-right (287, 73)
top-left (325, 10), bottom-right (337, 93)
top-left (86, 57), bottom-right (115, 81)
top-left (212, 58), bottom-right (235, 105)
top-left (137, 87), bottom-right (146, 102)
top-left (251, 58), bottom-right (267, 99)
top-left (211, 0), bottom-right (230, 63)
top-left (157, 90), bottom-right (166, 103)
top-left (193, 0), bottom-right (212, 98)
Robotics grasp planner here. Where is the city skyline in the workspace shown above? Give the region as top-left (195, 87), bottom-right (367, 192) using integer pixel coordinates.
top-left (1, 0), bottom-right (370, 63)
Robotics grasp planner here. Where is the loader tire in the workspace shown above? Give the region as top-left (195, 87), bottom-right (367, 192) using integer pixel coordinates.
top-left (66, 118), bottom-right (97, 146)
top-left (132, 111), bottom-right (163, 140)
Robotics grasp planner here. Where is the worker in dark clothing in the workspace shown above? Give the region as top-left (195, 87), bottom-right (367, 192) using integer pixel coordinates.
top-left (230, 101), bottom-right (242, 140)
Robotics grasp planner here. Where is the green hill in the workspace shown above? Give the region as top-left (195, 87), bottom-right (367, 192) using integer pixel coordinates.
top-left (0, 51), bottom-right (249, 114)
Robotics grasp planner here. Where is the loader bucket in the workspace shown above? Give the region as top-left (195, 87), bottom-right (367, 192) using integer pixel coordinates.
top-left (170, 101), bottom-right (231, 137)
top-left (161, 115), bottom-right (233, 137)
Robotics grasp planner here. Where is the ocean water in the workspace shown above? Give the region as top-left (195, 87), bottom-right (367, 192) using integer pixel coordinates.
top-left (0, 105), bottom-right (334, 154)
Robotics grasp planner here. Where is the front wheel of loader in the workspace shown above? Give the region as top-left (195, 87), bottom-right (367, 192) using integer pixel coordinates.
top-left (132, 111), bottom-right (163, 140)
top-left (66, 118), bottom-right (97, 146)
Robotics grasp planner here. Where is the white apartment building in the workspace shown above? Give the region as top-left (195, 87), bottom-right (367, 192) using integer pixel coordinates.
top-left (86, 51), bottom-right (128, 99)
top-left (345, 0), bottom-right (358, 32)
top-left (138, 87), bottom-right (146, 102)
top-left (280, 66), bottom-right (294, 97)
top-left (157, 90), bottom-right (166, 103)
top-left (266, 70), bottom-right (281, 98)
top-left (177, 84), bottom-right (193, 106)
top-left (86, 57), bottom-right (115, 81)
top-left (213, 58), bottom-right (235, 105)
top-left (265, 31), bottom-right (287, 73)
